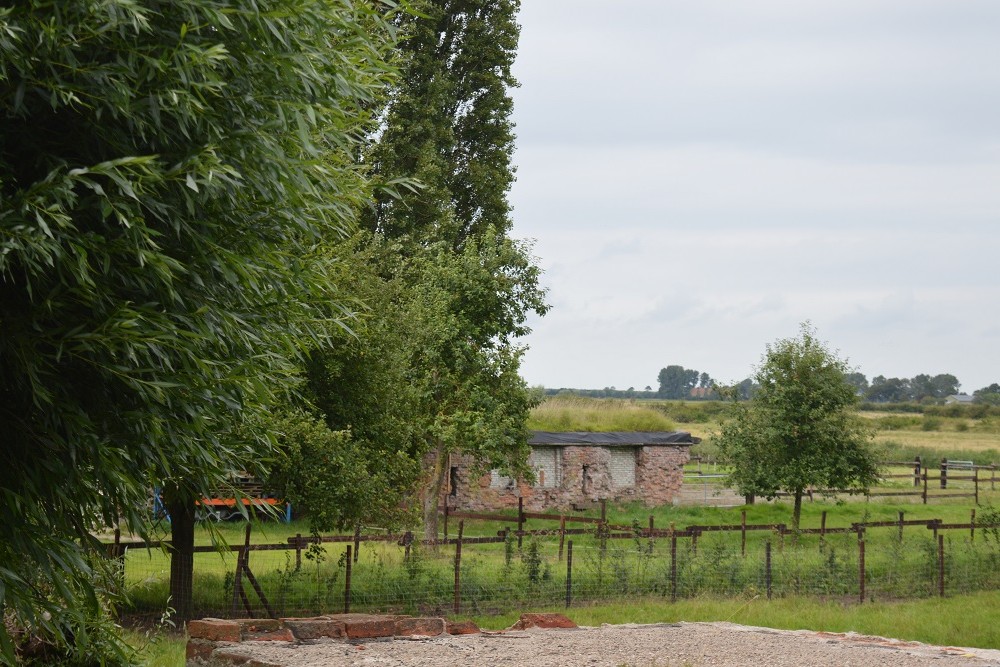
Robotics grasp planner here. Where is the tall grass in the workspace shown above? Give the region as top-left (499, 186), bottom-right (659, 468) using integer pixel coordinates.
top-left (468, 592), bottom-right (1000, 648)
top-left (528, 396), bottom-right (676, 432)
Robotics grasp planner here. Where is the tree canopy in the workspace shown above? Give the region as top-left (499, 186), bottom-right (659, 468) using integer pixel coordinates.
top-left (0, 0), bottom-right (400, 659)
top-left (715, 325), bottom-right (880, 530)
top-left (341, 0), bottom-right (547, 539)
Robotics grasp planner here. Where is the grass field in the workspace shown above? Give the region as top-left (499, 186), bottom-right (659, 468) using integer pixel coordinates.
top-left (133, 590), bottom-right (1000, 664)
top-left (123, 397), bottom-right (1000, 660)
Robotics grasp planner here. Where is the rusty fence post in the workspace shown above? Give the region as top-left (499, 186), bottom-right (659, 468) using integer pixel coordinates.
top-left (765, 541), bottom-right (772, 601)
top-left (453, 521), bottom-right (464, 614)
top-left (565, 540), bottom-right (573, 609)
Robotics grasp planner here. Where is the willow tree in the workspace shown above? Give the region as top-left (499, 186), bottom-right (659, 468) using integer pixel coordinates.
top-left (0, 0), bottom-right (400, 659)
top-left (715, 325), bottom-right (880, 531)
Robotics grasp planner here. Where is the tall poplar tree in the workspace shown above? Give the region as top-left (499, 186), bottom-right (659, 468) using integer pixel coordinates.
top-left (368, 0), bottom-right (521, 245)
top-left (359, 0), bottom-right (547, 538)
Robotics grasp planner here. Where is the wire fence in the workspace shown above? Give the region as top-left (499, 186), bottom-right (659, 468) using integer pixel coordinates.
top-left (114, 509), bottom-right (1000, 621)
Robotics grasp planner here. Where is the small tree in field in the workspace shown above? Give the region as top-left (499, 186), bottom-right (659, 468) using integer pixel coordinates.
top-left (716, 324), bottom-right (880, 531)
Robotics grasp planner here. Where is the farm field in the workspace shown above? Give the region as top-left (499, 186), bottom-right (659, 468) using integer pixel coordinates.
top-left (121, 397), bottom-right (1000, 662)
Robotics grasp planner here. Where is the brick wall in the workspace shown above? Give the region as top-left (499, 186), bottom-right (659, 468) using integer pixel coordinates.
top-left (444, 444), bottom-right (690, 512)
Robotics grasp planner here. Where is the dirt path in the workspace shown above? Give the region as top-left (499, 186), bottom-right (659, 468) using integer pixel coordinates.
top-left (215, 621), bottom-right (1000, 667)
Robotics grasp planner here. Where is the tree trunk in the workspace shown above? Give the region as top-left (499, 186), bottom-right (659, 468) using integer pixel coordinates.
top-left (422, 445), bottom-right (448, 542)
top-left (165, 492), bottom-right (196, 620)
top-left (792, 489), bottom-right (803, 535)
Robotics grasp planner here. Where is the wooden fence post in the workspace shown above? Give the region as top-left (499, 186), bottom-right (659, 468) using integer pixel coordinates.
top-left (898, 511), bottom-right (904, 543)
top-left (820, 511), bottom-right (827, 545)
top-left (765, 541), bottom-right (772, 601)
top-left (974, 468), bottom-right (979, 505)
top-left (923, 470), bottom-right (928, 504)
top-left (565, 540), bottom-right (573, 609)
top-left (670, 534), bottom-right (678, 603)
top-left (344, 545), bottom-right (352, 614)
top-left (353, 526), bottom-right (360, 564)
top-left (443, 498), bottom-right (449, 540)
top-left (295, 533), bottom-right (302, 571)
top-left (913, 456), bottom-right (921, 487)
top-left (938, 534), bottom-right (945, 598)
top-left (517, 497), bottom-right (524, 550)
top-left (741, 510), bottom-right (747, 557)
top-left (453, 521), bottom-right (464, 614)
top-left (858, 539), bottom-right (865, 604)
top-left (940, 458), bottom-right (948, 489)
top-left (971, 509), bottom-right (976, 542)
top-left (558, 516), bottom-right (566, 561)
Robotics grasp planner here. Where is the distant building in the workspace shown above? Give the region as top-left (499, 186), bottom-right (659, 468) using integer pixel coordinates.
top-left (442, 431), bottom-right (698, 512)
top-left (945, 394), bottom-right (974, 405)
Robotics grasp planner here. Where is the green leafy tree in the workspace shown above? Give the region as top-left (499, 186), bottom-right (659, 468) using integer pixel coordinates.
top-left (0, 0), bottom-right (400, 654)
top-left (657, 365), bottom-right (700, 399)
top-left (865, 376), bottom-right (911, 403)
top-left (356, 0), bottom-right (547, 538)
top-left (715, 325), bottom-right (880, 531)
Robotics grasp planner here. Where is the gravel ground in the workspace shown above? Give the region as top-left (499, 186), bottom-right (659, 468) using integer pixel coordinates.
top-left (216, 621), bottom-right (1000, 667)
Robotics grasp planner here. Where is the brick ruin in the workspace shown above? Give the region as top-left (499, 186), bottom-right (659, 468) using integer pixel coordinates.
top-left (186, 612), bottom-right (576, 666)
top-left (443, 431), bottom-right (697, 513)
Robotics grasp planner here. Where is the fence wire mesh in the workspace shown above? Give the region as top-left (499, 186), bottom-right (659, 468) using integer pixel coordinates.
top-left (115, 519), bottom-right (1000, 620)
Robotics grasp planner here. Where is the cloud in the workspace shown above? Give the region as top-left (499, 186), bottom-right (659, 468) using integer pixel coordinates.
top-left (509, 1), bottom-right (1000, 392)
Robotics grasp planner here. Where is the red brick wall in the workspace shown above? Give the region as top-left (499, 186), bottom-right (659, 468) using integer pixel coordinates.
top-left (443, 445), bottom-right (690, 512)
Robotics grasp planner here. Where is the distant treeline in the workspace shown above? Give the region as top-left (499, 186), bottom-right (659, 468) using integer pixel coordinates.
top-left (545, 366), bottom-right (1000, 406)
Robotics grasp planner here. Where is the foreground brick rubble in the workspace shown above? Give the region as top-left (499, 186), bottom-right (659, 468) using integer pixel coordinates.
top-left (186, 612), bottom-right (576, 666)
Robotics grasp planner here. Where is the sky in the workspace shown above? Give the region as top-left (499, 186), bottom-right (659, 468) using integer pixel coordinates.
top-left (507, 0), bottom-right (1000, 393)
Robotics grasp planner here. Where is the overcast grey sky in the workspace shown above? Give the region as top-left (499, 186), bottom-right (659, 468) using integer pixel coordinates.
top-left (508, 0), bottom-right (1000, 393)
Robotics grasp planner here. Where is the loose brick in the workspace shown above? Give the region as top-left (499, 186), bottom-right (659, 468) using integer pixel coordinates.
top-left (508, 613), bottom-right (577, 630)
top-left (446, 620), bottom-right (481, 635)
top-left (394, 617), bottom-right (445, 637)
top-left (188, 619), bottom-right (241, 643)
top-left (325, 613), bottom-right (397, 639)
top-left (282, 617), bottom-right (346, 640)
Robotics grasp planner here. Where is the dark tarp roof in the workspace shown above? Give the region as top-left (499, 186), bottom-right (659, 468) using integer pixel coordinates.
top-left (529, 431), bottom-right (700, 446)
